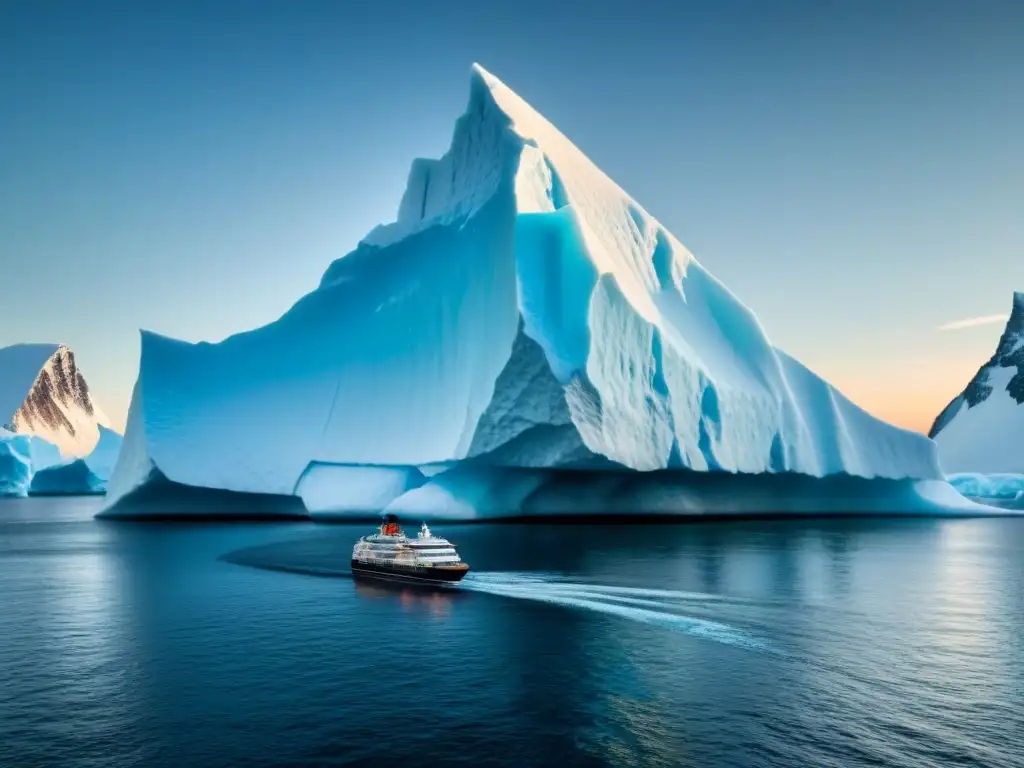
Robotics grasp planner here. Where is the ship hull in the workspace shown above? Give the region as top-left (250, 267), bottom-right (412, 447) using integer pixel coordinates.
top-left (350, 559), bottom-right (469, 585)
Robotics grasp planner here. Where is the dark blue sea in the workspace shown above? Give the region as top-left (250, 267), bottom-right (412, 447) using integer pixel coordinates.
top-left (2, 497), bottom-right (1022, 767)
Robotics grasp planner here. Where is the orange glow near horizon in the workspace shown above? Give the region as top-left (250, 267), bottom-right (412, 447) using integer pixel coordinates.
top-left (816, 355), bottom-right (984, 436)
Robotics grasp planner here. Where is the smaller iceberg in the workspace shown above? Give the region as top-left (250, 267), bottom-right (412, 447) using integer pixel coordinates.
top-left (29, 459), bottom-right (105, 495)
top-left (0, 430), bottom-right (62, 496)
top-left (0, 426), bottom-right (122, 497)
top-left (947, 472), bottom-right (1024, 510)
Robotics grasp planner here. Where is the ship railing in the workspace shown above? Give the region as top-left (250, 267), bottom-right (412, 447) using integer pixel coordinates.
top-left (355, 553), bottom-right (461, 566)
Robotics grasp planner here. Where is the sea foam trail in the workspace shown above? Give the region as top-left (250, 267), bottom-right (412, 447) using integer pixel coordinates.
top-left (461, 572), bottom-right (774, 653)
top-left (522, 588), bottom-right (730, 615)
top-left (512, 581), bottom-right (762, 606)
top-left (221, 547), bottom-right (776, 653)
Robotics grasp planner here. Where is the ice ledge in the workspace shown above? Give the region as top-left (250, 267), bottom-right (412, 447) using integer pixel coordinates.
top-left (98, 464), bottom-right (1012, 521)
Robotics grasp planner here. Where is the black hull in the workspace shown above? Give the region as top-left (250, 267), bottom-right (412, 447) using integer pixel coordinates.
top-left (350, 559), bottom-right (469, 585)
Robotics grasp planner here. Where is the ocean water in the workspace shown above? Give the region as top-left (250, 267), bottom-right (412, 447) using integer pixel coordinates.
top-left (1, 498), bottom-right (1022, 767)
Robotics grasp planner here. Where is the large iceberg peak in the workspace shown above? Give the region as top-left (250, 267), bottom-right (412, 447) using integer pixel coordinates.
top-left (102, 64), bottom-right (944, 519)
top-left (348, 64), bottom-right (520, 257)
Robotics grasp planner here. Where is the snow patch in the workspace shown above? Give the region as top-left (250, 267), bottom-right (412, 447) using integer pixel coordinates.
top-left (932, 292), bottom-right (1024, 473)
top-left (934, 368), bottom-right (1022, 473)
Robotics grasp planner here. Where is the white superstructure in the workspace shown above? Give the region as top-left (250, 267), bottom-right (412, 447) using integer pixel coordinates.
top-left (352, 519), bottom-right (465, 571)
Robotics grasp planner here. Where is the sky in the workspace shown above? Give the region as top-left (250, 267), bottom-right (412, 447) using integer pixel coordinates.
top-left (1, 0), bottom-right (1022, 434)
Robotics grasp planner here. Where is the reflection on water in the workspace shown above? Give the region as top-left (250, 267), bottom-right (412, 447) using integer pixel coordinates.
top-left (352, 577), bottom-right (463, 618)
top-left (1, 500), bottom-right (1023, 767)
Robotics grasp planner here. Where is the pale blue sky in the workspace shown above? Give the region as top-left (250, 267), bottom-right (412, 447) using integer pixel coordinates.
top-left (2, 0), bottom-right (1021, 431)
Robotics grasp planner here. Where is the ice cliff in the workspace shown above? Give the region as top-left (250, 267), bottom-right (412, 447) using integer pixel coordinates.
top-left (102, 64), bottom-right (949, 519)
top-left (0, 344), bottom-right (121, 496)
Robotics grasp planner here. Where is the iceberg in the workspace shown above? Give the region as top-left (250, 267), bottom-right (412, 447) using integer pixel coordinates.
top-left (79, 425), bottom-right (123, 482)
top-left (930, 293), bottom-right (1024, 474)
top-left (0, 433), bottom-right (38, 496)
top-left (29, 459), bottom-right (105, 495)
top-left (0, 345), bottom-right (122, 496)
top-left (0, 430), bottom-right (61, 497)
top-left (947, 472), bottom-right (1024, 509)
top-left (24, 426), bottom-right (126, 496)
top-left (103, 64), bottom-right (953, 520)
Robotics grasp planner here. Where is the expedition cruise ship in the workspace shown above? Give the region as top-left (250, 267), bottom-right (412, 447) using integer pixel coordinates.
top-left (351, 515), bottom-right (470, 585)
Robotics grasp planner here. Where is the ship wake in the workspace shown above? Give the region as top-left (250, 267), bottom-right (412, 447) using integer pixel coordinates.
top-left (461, 572), bottom-right (774, 653)
top-left (222, 537), bottom-right (775, 652)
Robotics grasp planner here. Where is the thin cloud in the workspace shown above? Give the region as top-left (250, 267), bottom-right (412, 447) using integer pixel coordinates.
top-left (937, 314), bottom-right (1009, 331)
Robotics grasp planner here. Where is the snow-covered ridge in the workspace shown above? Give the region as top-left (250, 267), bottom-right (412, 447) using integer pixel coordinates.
top-left (0, 344), bottom-right (122, 496)
top-left (0, 343), bottom-right (111, 457)
top-left (930, 292), bottom-right (1024, 474)
top-left (103, 64), bottom-right (945, 518)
